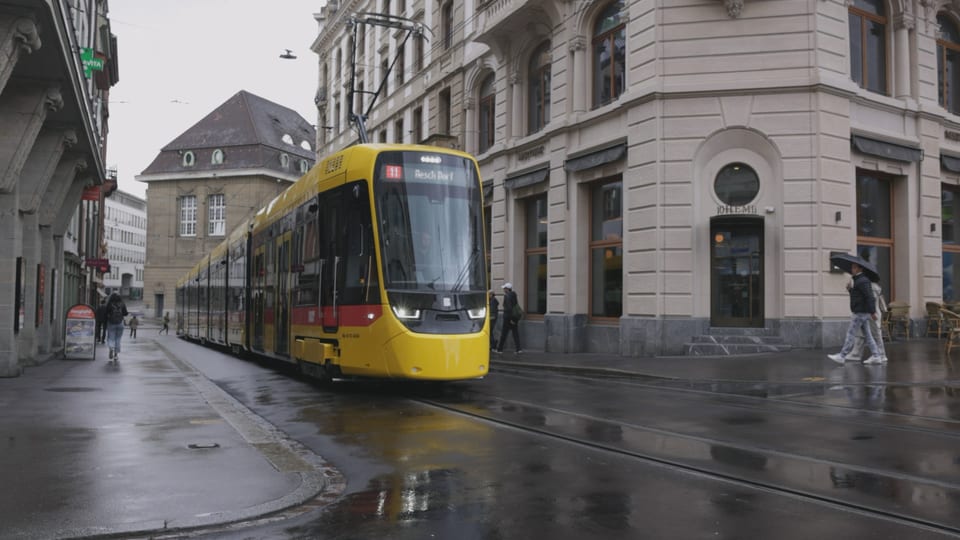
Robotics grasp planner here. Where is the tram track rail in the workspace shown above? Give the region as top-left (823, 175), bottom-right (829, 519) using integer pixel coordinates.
top-left (408, 372), bottom-right (960, 537)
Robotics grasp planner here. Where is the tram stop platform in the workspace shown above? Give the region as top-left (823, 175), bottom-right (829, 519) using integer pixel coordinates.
top-left (0, 331), bottom-right (341, 540)
top-left (0, 326), bottom-right (955, 539)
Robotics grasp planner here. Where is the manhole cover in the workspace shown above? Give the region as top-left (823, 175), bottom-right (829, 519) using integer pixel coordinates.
top-left (44, 387), bottom-right (100, 392)
top-left (188, 443), bottom-right (221, 450)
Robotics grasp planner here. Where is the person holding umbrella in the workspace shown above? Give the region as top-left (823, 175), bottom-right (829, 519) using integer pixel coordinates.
top-left (828, 253), bottom-right (883, 364)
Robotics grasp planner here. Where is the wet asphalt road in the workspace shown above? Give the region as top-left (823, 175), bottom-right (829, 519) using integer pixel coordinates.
top-left (158, 339), bottom-right (960, 539)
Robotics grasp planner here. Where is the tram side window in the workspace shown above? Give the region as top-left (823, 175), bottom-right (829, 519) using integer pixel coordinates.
top-left (295, 206), bottom-right (320, 306)
top-left (342, 181), bottom-right (380, 305)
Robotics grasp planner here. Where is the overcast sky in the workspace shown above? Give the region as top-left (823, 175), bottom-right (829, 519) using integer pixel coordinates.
top-left (106, 1), bottom-right (325, 198)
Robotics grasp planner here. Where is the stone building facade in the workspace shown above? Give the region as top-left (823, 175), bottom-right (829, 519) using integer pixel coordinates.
top-left (313, 0), bottom-right (960, 355)
top-left (138, 91), bottom-right (317, 317)
top-left (0, 1), bottom-right (118, 375)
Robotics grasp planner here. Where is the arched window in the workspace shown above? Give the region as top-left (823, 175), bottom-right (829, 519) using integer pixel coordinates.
top-left (182, 151), bottom-right (195, 167)
top-left (592, 1), bottom-right (625, 108)
top-left (849, 0), bottom-right (887, 95)
top-left (938, 13), bottom-right (960, 113)
top-left (211, 149), bottom-right (224, 165)
top-left (478, 74), bottom-right (496, 154)
top-left (528, 41), bottom-right (551, 134)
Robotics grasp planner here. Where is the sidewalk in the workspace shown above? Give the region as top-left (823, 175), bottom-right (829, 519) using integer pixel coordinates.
top-left (0, 335), bottom-right (342, 540)
top-left (490, 337), bottom-right (960, 387)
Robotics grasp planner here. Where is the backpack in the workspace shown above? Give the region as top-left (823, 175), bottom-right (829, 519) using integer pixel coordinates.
top-left (511, 302), bottom-right (523, 320)
top-left (108, 302), bottom-right (125, 324)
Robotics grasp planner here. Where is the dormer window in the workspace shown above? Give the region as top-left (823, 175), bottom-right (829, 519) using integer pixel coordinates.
top-left (211, 149), bottom-right (224, 164)
top-left (280, 153), bottom-right (290, 169)
top-left (182, 151), bottom-right (195, 167)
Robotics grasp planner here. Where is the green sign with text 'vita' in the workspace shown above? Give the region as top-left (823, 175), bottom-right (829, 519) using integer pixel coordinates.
top-left (80, 48), bottom-right (104, 78)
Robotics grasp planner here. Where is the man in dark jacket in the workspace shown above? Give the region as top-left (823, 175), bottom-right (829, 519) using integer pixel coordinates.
top-left (489, 291), bottom-right (499, 348)
top-left (495, 283), bottom-right (522, 354)
top-left (94, 301), bottom-right (107, 344)
top-left (828, 262), bottom-right (882, 364)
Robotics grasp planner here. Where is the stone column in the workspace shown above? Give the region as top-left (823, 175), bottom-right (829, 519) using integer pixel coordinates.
top-left (0, 85), bottom-right (63, 193)
top-left (0, 190), bottom-right (22, 377)
top-left (894, 16), bottom-right (913, 100)
top-left (18, 212), bottom-right (40, 364)
top-left (50, 234), bottom-right (65, 351)
top-left (570, 35), bottom-right (587, 114)
top-left (509, 72), bottom-right (523, 142)
top-left (463, 97), bottom-right (476, 154)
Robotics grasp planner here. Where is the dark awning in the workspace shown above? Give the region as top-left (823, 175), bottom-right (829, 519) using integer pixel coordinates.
top-left (482, 180), bottom-right (493, 201)
top-left (504, 166), bottom-right (549, 190)
top-left (850, 135), bottom-right (922, 163)
top-left (942, 154), bottom-right (960, 173)
top-left (564, 142), bottom-right (627, 172)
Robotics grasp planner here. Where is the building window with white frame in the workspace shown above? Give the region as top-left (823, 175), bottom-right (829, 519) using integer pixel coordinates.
top-left (528, 41), bottom-right (551, 134)
top-left (592, 1), bottom-right (625, 108)
top-left (211, 148), bottom-right (224, 164)
top-left (208, 193), bottom-right (226, 236)
top-left (938, 13), bottom-right (960, 114)
top-left (179, 195), bottom-right (197, 237)
top-left (589, 179), bottom-right (622, 318)
top-left (849, 0), bottom-right (888, 95)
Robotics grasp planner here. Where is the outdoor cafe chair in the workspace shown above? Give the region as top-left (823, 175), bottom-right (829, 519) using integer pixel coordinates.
top-left (943, 308), bottom-right (960, 354)
top-left (886, 301), bottom-right (911, 339)
top-left (926, 301), bottom-right (946, 338)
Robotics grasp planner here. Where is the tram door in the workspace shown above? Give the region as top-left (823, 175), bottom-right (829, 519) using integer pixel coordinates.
top-left (710, 216), bottom-right (764, 327)
top-left (252, 249), bottom-right (265, 351)
top-left (276, 234), bottom-right (290, 356)
top-left (321, 192), bottom-right (341, 333)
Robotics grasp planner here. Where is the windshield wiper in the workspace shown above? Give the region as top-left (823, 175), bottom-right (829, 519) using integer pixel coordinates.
top-left (451, 248), bottom-right (481, 292)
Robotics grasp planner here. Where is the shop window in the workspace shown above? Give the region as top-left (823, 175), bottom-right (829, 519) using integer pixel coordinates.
top-left (589, 180), bottom-right (623, 318)
top-left (942, 185), bottom-right (960, 301)
top-left (525, 195), bottom-right (548, 315)
top-left (849, 0), bottom-right (888, 95)
top-left (856, 170), bottom-right (893, 302)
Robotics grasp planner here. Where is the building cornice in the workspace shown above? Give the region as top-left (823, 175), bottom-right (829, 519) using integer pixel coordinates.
top-left (135, 167), bottom-right (301, 183)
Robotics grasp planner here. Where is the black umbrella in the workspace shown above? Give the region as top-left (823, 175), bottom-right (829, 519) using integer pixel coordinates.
top-left (830, 253), bottom-right (879, 282)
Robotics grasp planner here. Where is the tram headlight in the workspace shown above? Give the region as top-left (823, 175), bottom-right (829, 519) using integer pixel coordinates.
top-left (467, 307), bottom-right (486, 320)
top-left (392, 306), bottom-right (422, 320)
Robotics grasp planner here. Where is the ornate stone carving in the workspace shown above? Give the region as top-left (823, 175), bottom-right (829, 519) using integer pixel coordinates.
top-left (44, 88), bottom-right (63, 113)
top-left (724, 0), bottom-right (744, 18)
top-left (464, 97), bottom-right (476, 110)
top-left (569, 35), bottom-right (587, 53)
top-left (14, 17), bottom-right (41, 53)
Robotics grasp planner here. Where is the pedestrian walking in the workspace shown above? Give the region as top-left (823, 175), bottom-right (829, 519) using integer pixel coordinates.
top-left (95, 300), bottom-right (107, 344)
top-left (495, 282), bottom-right (522, 354)
top-left (845, 281), bottom-right (888, 364)
top-left (104, 293), bottom-right (128, 363)
top-left (160, 311), bottom-right (170, 335)
top-left (128, 314), bottom-right (139, 339)
top-left (489, 291), bottom-right (499, 349)
top-left (827, 257), bottom-right (882, 365)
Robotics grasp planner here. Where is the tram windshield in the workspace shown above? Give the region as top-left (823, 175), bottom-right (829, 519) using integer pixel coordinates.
top-left (374, 151), bottom-right (485, 293)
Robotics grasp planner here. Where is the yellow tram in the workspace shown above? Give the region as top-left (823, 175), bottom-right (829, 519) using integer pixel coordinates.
top-left (176, 144), bottom-right (489, 381)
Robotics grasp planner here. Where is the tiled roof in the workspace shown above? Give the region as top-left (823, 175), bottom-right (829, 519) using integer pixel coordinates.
top-left (140, 90), bottom-right (316, 176)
